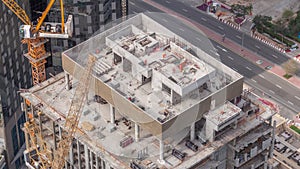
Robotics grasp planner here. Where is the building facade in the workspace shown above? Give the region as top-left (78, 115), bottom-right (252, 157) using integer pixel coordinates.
top-left (0, 1), bottom-right (32, 168)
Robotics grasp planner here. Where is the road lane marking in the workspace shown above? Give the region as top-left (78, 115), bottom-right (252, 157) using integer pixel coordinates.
top-left (129, 1), bottom-right (135, 5)
top-left (236, 35), bottom-right (241, 39)
top-left (227, 56), bottom-right (234, 60)
top-left (272, 55), bottom-right (278, 58)
top-left (179, 28), bottom-right (185, 31)
top-left (133, 11), bottom-right (137, 14)
top-left (166, 0), bottom-right (170, 3)
top-left (196, 37), bottom-right (202, 41)
top-left (251, 79), bottom-right (257, 83)
top-left (275, 84), bottom-right (282, 89)
top-left (146, 10), bottom-right (150, 12)
top-left (246, 66), bottom-right (252, 71)
top-left (215, 53), bottom-right (220, 56)
top-left (269, 90), bottom-right (275, 94)
top-left (182, 9), bottom-right (188, 12)
top-left (162, 19), bottom-right (168, 22)
top-left (259, 74), bottom-right (265, 78)
top-left (232, 67), bottom-right (238, 72)
top-left (201, 17), bottom-right (207, 21)
top-left (288, 101), bottom-right (294, 105)
top-left (218, 26), bottom-right (224, 30)
top-left (255, 45), bottom-right (260, 49)
top-left (295, 96), bottom-right (300, 100)
top-left (216, 45), bottom-right (228, 52)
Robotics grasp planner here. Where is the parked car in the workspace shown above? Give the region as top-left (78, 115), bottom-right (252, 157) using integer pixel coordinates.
top-left (265, 65), bottom-right (272, 70)
top-left (256, 60), bottom-right (263, 65)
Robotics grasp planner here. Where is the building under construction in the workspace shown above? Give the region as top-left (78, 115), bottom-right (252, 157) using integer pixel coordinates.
top-left (20, 13), bottom-right (277, 169)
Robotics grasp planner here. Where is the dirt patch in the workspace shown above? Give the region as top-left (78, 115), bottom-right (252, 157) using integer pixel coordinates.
top-left (221, 0), bottom-right (300, 21)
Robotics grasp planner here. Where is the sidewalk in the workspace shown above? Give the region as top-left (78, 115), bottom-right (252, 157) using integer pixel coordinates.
top-left (144, 0), bottom-right (300, 89)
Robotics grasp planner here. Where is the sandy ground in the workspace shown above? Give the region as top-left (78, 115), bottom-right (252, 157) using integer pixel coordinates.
top-left (223, 0), bottom-right (300, 21)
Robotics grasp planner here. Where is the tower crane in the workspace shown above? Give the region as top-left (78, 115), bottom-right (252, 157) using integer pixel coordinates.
top-left (24, 55), bottom-right (96, 168)
top-left (1, 0), bottom-right (73, 85)
top-left (21, 1), bottom-right (127, 168)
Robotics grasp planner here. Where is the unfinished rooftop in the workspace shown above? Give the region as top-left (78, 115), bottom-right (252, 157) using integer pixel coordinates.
top-left (21, 13), bottom-right (251, 169)
top-left (62, 13), bottom-right (243, 136)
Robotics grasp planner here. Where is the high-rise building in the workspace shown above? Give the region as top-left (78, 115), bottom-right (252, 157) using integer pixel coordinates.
top-left (48, 0), bottom-right (128, 69)
top-left (0, 0), bottom-right (127, 168)
top-left (0, 1), bottom-right (32, 168)
top-left (21, 13), bottom-right (278, 169)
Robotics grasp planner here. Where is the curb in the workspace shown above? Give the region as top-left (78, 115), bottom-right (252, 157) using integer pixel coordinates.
top-left (251, 33), bottom-right (286, 53)
top-left (219, 18), bottom-right (240, 30)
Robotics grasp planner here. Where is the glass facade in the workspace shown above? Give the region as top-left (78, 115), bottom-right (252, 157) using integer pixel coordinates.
top-left (0, 0), bottom-right (32, 168)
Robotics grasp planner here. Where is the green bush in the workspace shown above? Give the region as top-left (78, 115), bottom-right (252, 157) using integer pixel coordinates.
top-left (290, 125), bottom-right (300, 134)
top-left (283, 74), bottom-right (293, 79)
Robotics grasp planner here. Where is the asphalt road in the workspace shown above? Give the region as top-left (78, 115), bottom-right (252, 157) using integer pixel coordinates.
top-left (150, 0), bottom-right (296, 69)
top-left (128, 1), bottom-right (300, 113)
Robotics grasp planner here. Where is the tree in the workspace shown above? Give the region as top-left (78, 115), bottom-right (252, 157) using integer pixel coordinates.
top-left (282, 9), bottom-right (294, 23)
top-left (283, 59), bottom-right (299, 75)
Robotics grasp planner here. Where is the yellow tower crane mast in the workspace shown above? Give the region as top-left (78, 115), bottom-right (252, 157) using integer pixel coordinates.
top-left (52, 55), bottom-right (96, 168)
top-left (24, 55), bottom-right (96, 168)
top-left (1, 0), bottom-right (73, 85)
top-left (10, 0), bottom-right (127, 168)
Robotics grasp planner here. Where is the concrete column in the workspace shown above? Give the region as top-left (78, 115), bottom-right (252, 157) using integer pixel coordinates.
top-left (135, 122), bottom-right (140, 142)
top-left (38, 113), bottom-right (42, 134)
top-left (110, 104), bottom-right (115, 124)
top-left (233, 120), bottom-right (238, 129)
top-left (264, 155), bottom-right (268, 169)
top-left (190, 122), bottom-right (195, 141)
top-left (59, 127), bottom-right (62, 140)
top-left (77, 141), bottom-right (81, 169)
top-left (69, 144), bottom-right (74, 165)
top-left (159, 139), bottom-right (164, 163)
top-left (270, 120), bottom-right (276, 158)
top-left (65, 161), bottom-right (68, 169)
top-left (90, 151), bottom-right (93, 169)
top-left (84, 144), bottom-right (90, 169)
top-left (269, 117), bottom-right (272, 125)
top-left (65, 72), bottom-right (71, 90)
top-left (52, 121), bottom-right (57, 149)
top-left (95, 157), bottom-right (99, 169)
top-left (101, 160), bottom-right (105, 169)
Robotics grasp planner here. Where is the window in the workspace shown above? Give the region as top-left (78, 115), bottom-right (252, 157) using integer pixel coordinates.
top-left (3, 65), bottom-right (6, 75)
top-left (9, 57), bottom-right (12, 67)
top-left (11, 126), bottom-right (18, 155)
top-left (18, 113), bottom-right (25, 146)
top-left (10, 69), bottom-right (14, 78)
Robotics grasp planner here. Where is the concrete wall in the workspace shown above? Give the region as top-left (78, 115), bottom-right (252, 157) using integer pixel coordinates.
top-left (162, 97), bottom-right (211, 139)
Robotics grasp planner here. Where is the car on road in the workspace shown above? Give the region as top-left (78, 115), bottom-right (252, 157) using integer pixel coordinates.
top-left (265, 65), bottom-right (272, 70)
top-left (256, 60), bottom-right (263, 65)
